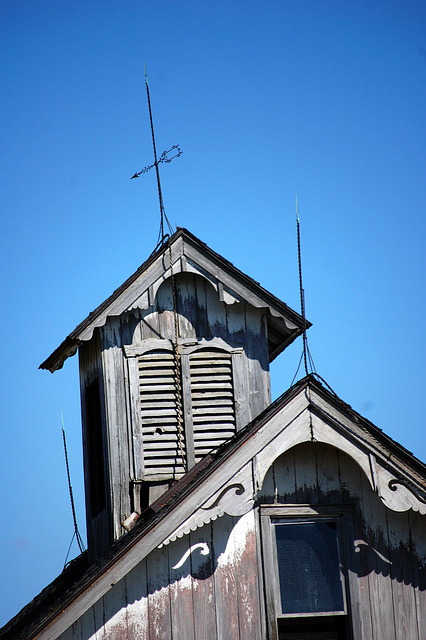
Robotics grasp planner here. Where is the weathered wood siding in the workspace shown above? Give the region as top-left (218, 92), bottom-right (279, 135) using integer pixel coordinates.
top-left (259, 442), bottom-right (426, 640)
top-left (57, 442), bottom-right (425, 640)
top-left (81, 272), bottom-right (271, 558)
top-left (121, 271), bottom-right (271, 480)
top-left (126, 273), bottom-right (270, 414)
top-left (100, 316), bottom-right (132, 544)
top-left (57, 510), bottom-right (263, 640)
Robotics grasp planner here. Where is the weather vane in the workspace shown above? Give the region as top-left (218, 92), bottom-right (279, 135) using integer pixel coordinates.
top-left (131, 64), bottom-right (182, 248)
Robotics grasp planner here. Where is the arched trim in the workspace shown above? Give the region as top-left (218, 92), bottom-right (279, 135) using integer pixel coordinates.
top-left (254, 408), bottom-right (426, 515)
top-left (254, 410), bottom-right (375, 495)
top-left (123, 337), bottom-right (243, 358)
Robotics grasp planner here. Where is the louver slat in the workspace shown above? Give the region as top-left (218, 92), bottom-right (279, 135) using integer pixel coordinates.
top-left (189, 350), bottom-right (236, 463)
top-left (138, 351), bottom-right (185, 477)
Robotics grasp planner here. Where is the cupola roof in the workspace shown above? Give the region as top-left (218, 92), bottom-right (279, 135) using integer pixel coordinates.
top-left (40, 228), bottom-right (309, 372)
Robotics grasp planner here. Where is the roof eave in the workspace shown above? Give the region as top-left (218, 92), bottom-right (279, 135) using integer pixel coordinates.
top-left (39, 337), bottom-right (79, 373)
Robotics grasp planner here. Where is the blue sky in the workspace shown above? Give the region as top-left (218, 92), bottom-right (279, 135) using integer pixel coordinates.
top-left (1, 0), bottom-right (425, 627)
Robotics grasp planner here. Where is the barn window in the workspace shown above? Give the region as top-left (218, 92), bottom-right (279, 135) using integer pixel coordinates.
top-left (125, 338), bottom-right (242, 481)
top-left (261, 506), bottom-right (351, 640)
top-left (274, 521), bottom-right (344, 615)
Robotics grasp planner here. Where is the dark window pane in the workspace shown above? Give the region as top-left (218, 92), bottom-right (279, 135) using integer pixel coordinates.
top-left (278, 616), bottom-right (347, 639)
top-left (274, 522), bottom-right (344, 614)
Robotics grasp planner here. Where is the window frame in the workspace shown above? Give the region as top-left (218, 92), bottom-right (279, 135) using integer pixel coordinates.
top-left (260, 504), bottom-right (353, 639)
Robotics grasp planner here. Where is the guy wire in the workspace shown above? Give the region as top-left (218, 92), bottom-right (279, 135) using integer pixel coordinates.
top-left (62, 413), bottom-right (85, 566)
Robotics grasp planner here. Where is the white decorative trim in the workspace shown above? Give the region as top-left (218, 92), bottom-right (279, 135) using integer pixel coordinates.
top-left (376, 464), bottom-right (426, 514)
top-left (354, 539), bottom-right (392, 564)
top-left (254, 406), bottom-right (426, 516)
top-left (159, 462), bottom-right (253, 547)
top-left (369, 453), bottom-right (380, 494)
top-left (179, 338), bottom-right (243, 355)
top-left (123, 337), bottom-right (243, 359)
top-left (124, 338), bottom-right (173, 358)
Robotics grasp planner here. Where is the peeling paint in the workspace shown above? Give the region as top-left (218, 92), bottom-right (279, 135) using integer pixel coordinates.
top-left (217, 511), bottom-right (255, 568)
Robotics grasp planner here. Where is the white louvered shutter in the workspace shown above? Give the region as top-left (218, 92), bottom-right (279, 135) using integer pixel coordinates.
top-left (189, 350), bottom-right (236, 463)
top-left (138, 351), bottom-right (185, 477)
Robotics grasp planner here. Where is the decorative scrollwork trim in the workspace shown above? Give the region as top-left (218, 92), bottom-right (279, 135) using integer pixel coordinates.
top-left (388, 479), bottom-right (426, 505)
top-left (201, 483), bottom-right (245, 510)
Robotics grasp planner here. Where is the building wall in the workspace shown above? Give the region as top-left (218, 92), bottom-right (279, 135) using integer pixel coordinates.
top-left (81, 272), bottom-right (271, 558)
top-left (57, 510), bottom-right (263, 640)
top-left (57, 442), bottom-right (426, 640)
top-left (259, 442), bottom-right (426, 640)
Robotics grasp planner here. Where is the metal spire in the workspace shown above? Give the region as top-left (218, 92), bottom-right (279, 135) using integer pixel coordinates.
top-left (292, 199), bottom-right (339, 397)
top-left (131, 64), bottom-right (182, 248)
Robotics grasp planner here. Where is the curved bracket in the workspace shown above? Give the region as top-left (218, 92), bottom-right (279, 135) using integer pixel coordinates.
top-left (159, 463), bottom-right (253, 547)
top-left (376, 465), bottom-right (426, 514)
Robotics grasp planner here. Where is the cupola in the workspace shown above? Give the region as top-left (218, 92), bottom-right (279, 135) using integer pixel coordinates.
top-left (41, 228), bottom-right (307, 561)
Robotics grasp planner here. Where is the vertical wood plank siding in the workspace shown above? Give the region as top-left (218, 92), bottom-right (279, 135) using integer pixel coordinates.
top-left (101, 317), bottom-right (131, 542)
top-left (59, 443), bottom-right (425, 640)
top-left (168, 534), bottom-right (196, 640)
top-left (146, 545), bottom-right (172, 640)
top-left (360, 472), bottom-right (397, 640)
top-left (83, 272), bottom-right (271, 557)
top-left (125, 559), bottom-right (149, 640)
top-left (212, 514), bottom-right (240, 640)
top-left (261, 442), bottom-right (426, 640)
top-left (189, 523), bottom-right (218, 640)
top-left (387, 510), bottom-right (419, 640)
top-left (410, 510), bottom-right (426, 639)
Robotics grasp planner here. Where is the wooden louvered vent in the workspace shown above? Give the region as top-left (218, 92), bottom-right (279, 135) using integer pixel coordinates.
top-left (138, 351), bottom-right (185, 478)
top-left (189, 350), bottom-right (236, 463)
top-left (138, 347), bottom-right (236, 477)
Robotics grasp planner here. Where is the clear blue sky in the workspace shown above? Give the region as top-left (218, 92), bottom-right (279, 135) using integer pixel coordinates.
top-left (1, 0), bottom-right (425, 627)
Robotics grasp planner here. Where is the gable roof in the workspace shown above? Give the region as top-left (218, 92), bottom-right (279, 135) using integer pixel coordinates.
top-left (40, 228), bottom-right (308, 372)
top-left (2, 375), bottom-right (425, 640)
